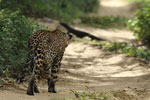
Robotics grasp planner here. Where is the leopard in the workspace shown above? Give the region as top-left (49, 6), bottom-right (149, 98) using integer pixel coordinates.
top-left (19, 28), bottom-right (72, 95)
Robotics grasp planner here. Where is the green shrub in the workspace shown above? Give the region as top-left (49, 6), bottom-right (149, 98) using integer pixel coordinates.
top-left (105, 42), bottom-right (150, 60)
top-left (128, 2), bottom-right (150, 45)
top-left (71, 90), bottom-right (109, 100)
top-left (81, 16), bottom-right (129, 28)
top-left (0, 9), bottom-right (45, 78)
top-left (0, 0), bottom-right (99, 22)
top-left (75, 40), bottom-right (150, 60)
top-left (126, 0), bottom-right (148, 3)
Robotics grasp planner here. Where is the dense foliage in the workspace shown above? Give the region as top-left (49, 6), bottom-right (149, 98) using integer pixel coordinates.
top-left (76, 40), bottom-right (150, 61)
top-left (81, 16), bottom-right (128, 28)
top-left (128, 1), bottom-right (150, 46)
top-left (0, 9), bottom-right (44, 78)
top-left (105, 42), bottom-right (150, 60)
top-left (0, 0), bottom-right (99, 80)
top-left (0, 0), bottom-right (99, 22)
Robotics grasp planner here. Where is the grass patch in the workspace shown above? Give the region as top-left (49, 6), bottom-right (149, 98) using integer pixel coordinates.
top-left (125, 0), bottom-right (148, 3)
top-left (50, 89), bottom-right (109, 100)
top-left (0, 79), bottom-right (5, 84)
top-left (105, 42), bottom-right (150, 60)
top-left (75, 40), bottom-right (150, 60)
top-left (71, 90), bottom-right (109, 100)
top-left (50, 98), bottom-right (69, 100)
top-left (80, 16), bottom-right (129, 28)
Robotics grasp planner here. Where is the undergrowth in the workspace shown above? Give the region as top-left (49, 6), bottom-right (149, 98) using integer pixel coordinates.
top-left (50, 91), bottom-right (109, 100)
top-left (75, 40), bottom-right (150, 61)
top-left (81, 16), bottom-right (129, 28)
top-left (0, 0), bottom-right (99, 22)
top-left (71, 90), bottom-right (109, 100)
top-left (0, 9), bottom-right (46, 79)
top-left (126, 0), bottom-right (149, 3)
top-left (127, 0), bottom-right (150, 46)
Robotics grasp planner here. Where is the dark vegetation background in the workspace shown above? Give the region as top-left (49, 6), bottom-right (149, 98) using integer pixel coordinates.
top-left (0, 0), bottom-right (99, 78)
top-left (0, 0), bottom-right (150, 80)
top-left (0, 0), bottom-right (99, 21)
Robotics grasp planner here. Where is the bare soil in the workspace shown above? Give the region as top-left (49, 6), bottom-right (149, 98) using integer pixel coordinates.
top-left (97, 0), bottom-right (137, 17)
top-left (1, 41), bottom-right (150, 100)
top-left (1, 0), bottom-right (150, 100)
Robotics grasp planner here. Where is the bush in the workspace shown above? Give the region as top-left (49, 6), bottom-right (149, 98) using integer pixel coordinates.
top-left (76, 40), bottom-right (150, 60)
top-left (0, 9), bottom-right (44, 78)
top-left (0, 0), bottom-right (99, 22)
top-left (127, 0), bottom-right (148, 3)
top-left (128, 2), bottom-right (150, 46)
top-left (105, 42), bottom-right (150, 60)
top-left (81, 16), bottom-right (129, 28)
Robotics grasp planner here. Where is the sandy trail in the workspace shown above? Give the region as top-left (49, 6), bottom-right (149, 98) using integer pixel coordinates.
top-left (1, 41), bottom-right (150, 100)
top-left (98, 0), bottom-right (137, 17)
top-left (1, 0), bottom-right (150, 100)
top-left (74, 25), bottom-right (135, 43)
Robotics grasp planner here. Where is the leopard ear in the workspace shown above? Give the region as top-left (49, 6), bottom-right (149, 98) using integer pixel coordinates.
top-left (56, 25), bottom-right (62, 31)
top-left (56, 25), bottom-right (68, 33)
top-left (55, 27), bottom-right (60, 31)
top-left (54, 27), bottom-right (61, 33)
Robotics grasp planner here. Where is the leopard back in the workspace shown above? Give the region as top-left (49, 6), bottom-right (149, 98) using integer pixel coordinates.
top-left (18, 28), bottom-right (72, 84)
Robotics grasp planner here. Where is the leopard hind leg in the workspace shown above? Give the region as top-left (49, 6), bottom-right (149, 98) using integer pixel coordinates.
top-left (27, 71), bottom-right (36, 95)
top-left (48, 61), bottom-right (61, 93)
top-left (27, 63), bottom-right (41, 95)
top-left (27, 46), bottom-right (44, 95)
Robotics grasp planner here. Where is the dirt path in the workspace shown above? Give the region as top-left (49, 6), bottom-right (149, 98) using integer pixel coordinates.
top-left (1, 41), bottom-right (150, 100)
top-left (1, 0), bottom-right (150, 100)
top-left (98, 0), bottom-right (137, 17)
top-left (73, 25), bottom-right (135, 43)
